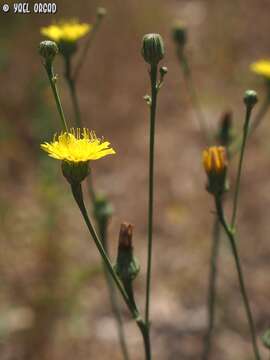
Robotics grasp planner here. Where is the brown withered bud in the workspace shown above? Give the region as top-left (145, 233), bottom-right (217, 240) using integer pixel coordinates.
top-left (115, 222), bottom-right (139, 282)
top-left (118, 222), bottom-right (134, 249)
top-left (217, 110), bottom-right (233, 147)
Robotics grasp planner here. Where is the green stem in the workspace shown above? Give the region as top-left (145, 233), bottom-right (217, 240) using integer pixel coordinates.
top-left (64, 56), bottom-right (82, 128)
top-left (145, 64), bottom-right (158, 329)
top-left (63, 56), bottom-right (96, 203)
top-left (71, 183), bottom-right (137, 315)
top-left (63, 52), bottom-right (129, 359)
top-left (137, 321), bottom-right (151, 360)
top-left (124, 281), bottom-right (151, 360)
top-left (73, 14), bottom-right (104, 81)
top-left (99, 220), bottom-right (130, 360)
top-left (71, 182), bottom-right (150, 360)
top-left (249, 95), bottom-right (270, 134)
top-left (215, 196), bottom-right (261, 360)
top-left (202, 216), bottom-right (221, 360)
top-left (231, 106), bottom-right (252, 229)
top-left (44, 62), bottom-right (68, 131)
top-left (178, 50), bottom-right (211, 145)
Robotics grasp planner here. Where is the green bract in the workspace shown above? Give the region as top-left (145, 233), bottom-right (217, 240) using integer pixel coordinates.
top-left (141, 33), bottom-right (164, 65)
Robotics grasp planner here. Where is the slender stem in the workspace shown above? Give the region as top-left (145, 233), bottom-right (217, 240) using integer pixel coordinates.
top-left (249, 95), bottom-right (270, 134)
top-left (71, 182), bottom-right (137, 316)
top-left (178, 50), bottom-right (211, 145)
top-left (145, 64), bottom-right (158, 328)
top-left (73, 15), bottom-right (104, 82)
top-left (71, 182), bottom-right (150, 360)
top-left (63, 56), bottom-right (96, 203)
top-left (137, 321), bottom-right (151, 360)
top-left (202, 216), bottom-right (221, 360)
top-left (231, 106), bottom-right (252, 229)
top-left (99, 220), bottom-right (130, 360)
top-left (64, 56), bottom-right (82, 127)
top-left (44, 62), bottom-right (68, 131)
top-left (215, 196), bottom-right (261, 360)
top-left (63, 52), bottom-right (129, 359)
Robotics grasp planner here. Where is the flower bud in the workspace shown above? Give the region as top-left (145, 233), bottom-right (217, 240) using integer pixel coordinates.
top-left (97, 7), bottom-right (107, 18)
top-left (114, 223), bottom-right (140, 282)
top-left (243, 90), bottom-right (258, 109)
top-left (62, 161), bottom-right (89, 185)
top-left (141, 33), bottom-right (165, 65)
top-left (172, 21), bottom-right (187, 47)
top-left (160, 66), bottom-right (168, 77)
top-left (203, 146), bottom-right (228, 195)
top-left (39, 40), bottom-right (58, 63)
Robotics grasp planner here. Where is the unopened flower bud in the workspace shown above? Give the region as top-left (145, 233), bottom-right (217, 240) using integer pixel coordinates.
top-left (39, 40), bottom-right (58, 63)
top-left (119, 223), bottom-right (133, 249)
top-left (172, 21), bottom-right (187, 47)
top-left (97, 7), bottom-right (107, 18)
top-left (160, 66), bottom-right (168, 77)
top-left (114, 223), bottom-right (140, 282)
top-left (141, 33), bottom-right (165, 65)
top-left (203, 146), bottom-right (228, 195)
top-left (244, 90), bottom-right (258, 109)
top-left (62, 161), bottom-right (89, 185)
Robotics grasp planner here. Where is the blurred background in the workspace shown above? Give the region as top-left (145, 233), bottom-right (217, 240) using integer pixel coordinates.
top-left (1, 0), bottom-right (270, 359)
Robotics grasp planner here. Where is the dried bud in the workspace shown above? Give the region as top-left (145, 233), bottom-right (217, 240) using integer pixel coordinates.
top-left (244, 90), bottom-right (258, 109)
top-left (172, 21), bottom-right (187, 47)
top-left (141, 33), bottom-right (165, 65)
top-left (114, 223), bottom-right (140, 282)
top-left (217, 111), bottom-right (233, 147)
top-left (202, 146), bottom-right (228, 195)
top-left (39, 40), bottom-right (58, 63)
top-left (61, 161), bottom-right (89, 185)
top-left (119, 223), bottom-right (133, 249)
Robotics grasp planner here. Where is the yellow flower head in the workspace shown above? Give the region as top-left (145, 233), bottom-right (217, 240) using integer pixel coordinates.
top-left (203, 146), bottom-right (227, 175)
top-left (41, 20), bottom-right (91, 43)
top-left (41, 128), bottom-right (116, 163)
top-left (250, 60), bottom-right (270, 79)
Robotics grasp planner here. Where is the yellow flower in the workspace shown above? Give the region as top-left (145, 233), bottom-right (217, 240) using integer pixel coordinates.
top-left (203, 146), bottom-right (228, 195)
top-left (41, 128), bottom-right (116, 163)
top-left (250, 60), bottom-right (270, 78)
top-left (41, 20), bottom-right (91, 43)
top-left (203, 146), bottom-right (227, 175)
